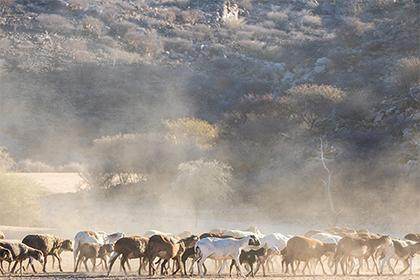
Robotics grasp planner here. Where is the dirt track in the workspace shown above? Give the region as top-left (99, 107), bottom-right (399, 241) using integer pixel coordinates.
top-left (2, 254), bottom-right (420, 279)
top-left (3, 274), bottom-right (420, 280)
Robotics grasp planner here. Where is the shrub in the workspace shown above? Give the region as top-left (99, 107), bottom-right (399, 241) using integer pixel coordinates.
top-left (37, 14), bottom-right (75, 34)
top-left (301, 14), bottom-right (321, 28)
top-left (163, 38), bottom-right (193, 54)
top-left (82, 16), bottom-right (104, 37)
top-left (171, 159), bottom-right (232, 209)
top-left (68, 0), bottom-right (88, 12)
top-left (222, 2), bottom-right (245, 29)
top-left (124, 30), bottom-right (163, 57)
top-left (283, 84), bottom-right (345, 130)
top-left (87, 131), bottom-right (205, 188)
top-left (176, 10), bottom-right (204, 25)
top-left (267, 11), bottom-right (288, 23)
top-left (337, 17), bottom-right (373, 47)
top-left (395, 57), bottom-right (420, 91)
top-left (165, 117), bottom-right (219, 148)
top-left (0, 0), bottom-right (14, 8)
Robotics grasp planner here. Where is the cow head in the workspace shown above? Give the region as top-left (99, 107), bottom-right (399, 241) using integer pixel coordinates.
top-left (0, 248), bottom-right (12, 262)
top-left (99, 244), bottom-right (114, 257)
top-left (182, 235), bottom-right (199, 249)
top-left (60, 239), bottom-right (73, 252)
top-left (248, 235), bottom-right (260, 247)
top-left (30, 249), bottom-right (44, 264)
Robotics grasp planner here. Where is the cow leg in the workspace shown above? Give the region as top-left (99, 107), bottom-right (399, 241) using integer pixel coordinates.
top-left (30, 260), bottom-right (37, 273)
top-left (302, 261), bottom-right (309, 275)
top-left (229, 260), bottom-right (235, 277)
top-left (121, 256), bottom-right (128, 275)
top-left (291, 259), bottom-right (296, 275)
top-left (409, 257), bottom-right (414, 275)
top-left (92, 257), bottom-right (96, 272)
top-left (197, 256), bottom-right (206, 277)
top-left (388, 258), bottom-right (396, 274)
top-left (399, 258), bottom-right (410, 274)
top-left (83, 258), bottom-right (89, 272)
top-left (319, 257), bottom-right (327, 275)
top-left (73, 244), bottom-right (79, 271)
top-left (172, 257), bottom-right (181, 275)
top-left (232, 257), bottom-right (242, 277)
top-left (160, 259), bottom-right (167, 275)
top-left (107, 252), bottom-right (121, 276)
top-left (340, 257), bottom-right (346, 275)
top-left (217, 259), bottom-right (227, 275)
top-left (126, 259), bottom-right (132, 272)
top-left (11, 260), bottom-right (18, 273)
top-left (53, 253), bottom-right (63, 272)
top-left (42, 253), bottom-right (47, 272)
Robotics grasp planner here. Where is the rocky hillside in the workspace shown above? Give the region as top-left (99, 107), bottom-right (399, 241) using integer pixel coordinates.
top-left (0, 0), bottom-right (419, 227)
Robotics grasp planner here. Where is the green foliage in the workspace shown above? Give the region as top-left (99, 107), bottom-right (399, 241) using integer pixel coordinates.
top-left (0, 173), bottom-right (47, 226)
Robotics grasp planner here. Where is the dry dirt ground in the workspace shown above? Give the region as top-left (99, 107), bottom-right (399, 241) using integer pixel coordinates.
top-left (2, 254), bottom-right (420, 280)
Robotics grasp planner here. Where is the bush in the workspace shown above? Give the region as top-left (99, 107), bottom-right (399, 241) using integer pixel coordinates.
top-left (0, 0), bottom-right (14, 8)
top-left (82, 16), bottom-right (104, 37)
top-left (124, 30), bottom-right (163, 57)
top-left (337, 17), bottom-right (373, 47)
top-left (0, 173), bottom-right (47, 226)
top-left (283, 84), bottom-right (345, 130)
top-left (176, 10), bottom-right (205, 25)
top-left (37, 14), bottom-right (75, 34)
top-left (67, 0), bottom-right (88, 12)
top-left (165, 117), bottom-right (219, 149)
top-left (395, 57), bottom-right (420, 91)
top-left (171, 159), bottom-right (232, 208)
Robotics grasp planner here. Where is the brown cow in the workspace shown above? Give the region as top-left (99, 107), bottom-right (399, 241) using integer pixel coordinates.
top-left (0, 240), bottom-right (43, 274)
top-left (74, 243), bottom-right (113, 272)
top-left (333, 235), bottom-right (391, 275)
top-left (145, 234), bottom-right (190, 276)
top-left (22, 234), bottom-right (72, 273)
top-left (283, 236), bottom-right (333, 275)
top-left (107, 236), bottom-right (148, 276)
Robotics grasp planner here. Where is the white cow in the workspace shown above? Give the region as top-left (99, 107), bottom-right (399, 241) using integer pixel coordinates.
top-left (258, 233), bottom-right (289, 273)
top-left (195, 235), bottom-right (260, 276)
top-left (311, 232), bottom-right (342, 271)
top-left (378, 239), bottom-right (419, 275)
top-left (73, 231), bottom-right (124, 269)
top-left (221, 228), bottom-right (264, 239)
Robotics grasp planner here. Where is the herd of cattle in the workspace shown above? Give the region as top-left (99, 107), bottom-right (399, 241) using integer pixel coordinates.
top-left (0, 227), bottom-right (419, 277)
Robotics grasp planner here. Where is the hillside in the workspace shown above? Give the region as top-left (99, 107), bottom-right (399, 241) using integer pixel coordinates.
top-left (0, 0), bottom-right (419, 229)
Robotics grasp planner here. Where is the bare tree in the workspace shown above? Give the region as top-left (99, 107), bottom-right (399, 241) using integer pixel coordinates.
top-left (320, 138), bottom-right (336, 215)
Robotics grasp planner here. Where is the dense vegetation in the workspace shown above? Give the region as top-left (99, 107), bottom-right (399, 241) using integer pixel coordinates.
top-left (0, 0), bottom-right (418, 230)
